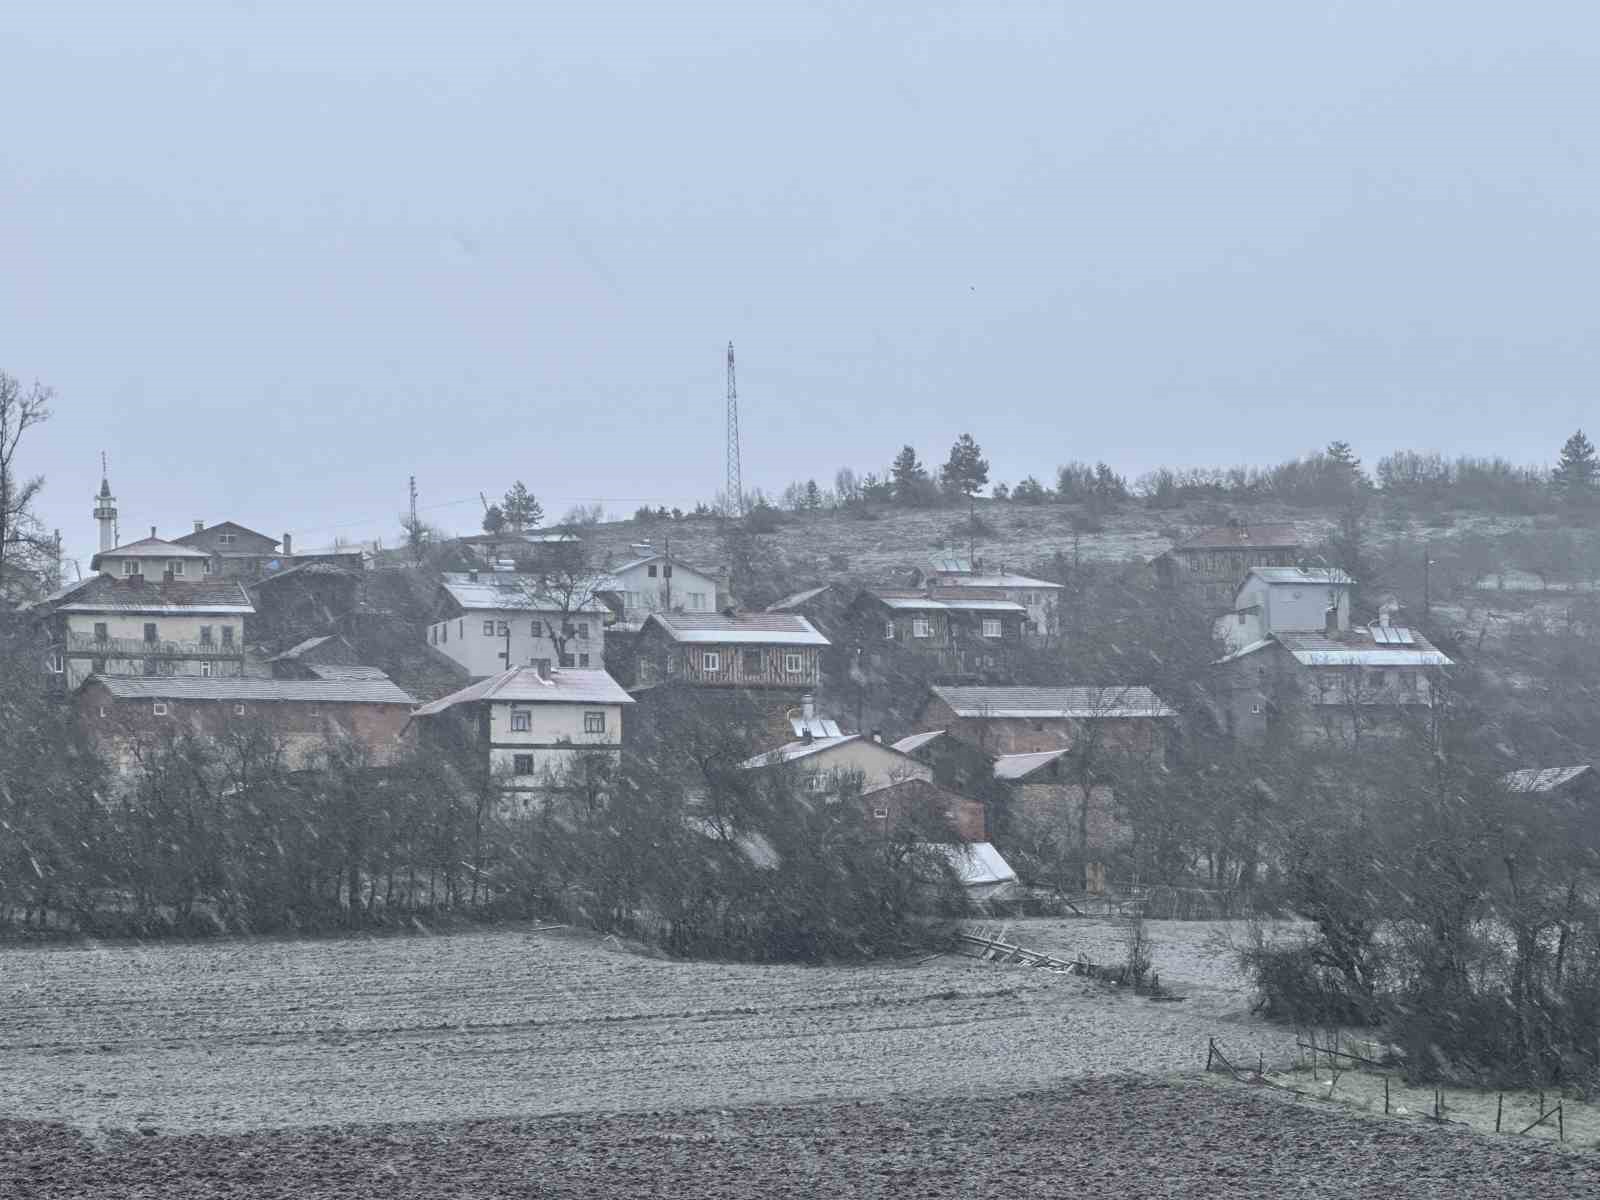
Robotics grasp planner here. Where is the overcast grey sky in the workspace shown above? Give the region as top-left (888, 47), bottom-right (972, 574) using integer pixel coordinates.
top-left (5, 2), bottom-right (1598, 567)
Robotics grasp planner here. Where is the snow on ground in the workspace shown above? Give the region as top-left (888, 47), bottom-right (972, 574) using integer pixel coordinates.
top-left (0, 922), bottom-right (1297, 1134)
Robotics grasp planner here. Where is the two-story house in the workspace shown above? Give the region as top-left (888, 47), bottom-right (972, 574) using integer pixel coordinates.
top-left (1212, 569), bottom-right (1451, 743)
top-left (851, 587), bottom-right (1027, 674)
top-left (78, 673), bottom-right (415, 780)
top-left (596, 545), bottom-right (721, 627)
top-left (915, 685), bottom-right (1176, 758)
top-left (426, 569), bottom-right (608, 679)
top-left (924, 558), bottom-right (1063, 636)
top-left (35, 531), bottom-right (253, 689)
top-left (631, 611), bottom-right (829, 690)
top-left (1154, 522), bottom-right (1302, 610)
top-left (409, 665), bottom-right (633, 808)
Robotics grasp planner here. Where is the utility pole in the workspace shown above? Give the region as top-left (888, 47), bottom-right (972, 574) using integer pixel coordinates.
top-left (725, 341), bottom-right (743, 520)
top-left (1423, 543), bottom-right (1433, 621)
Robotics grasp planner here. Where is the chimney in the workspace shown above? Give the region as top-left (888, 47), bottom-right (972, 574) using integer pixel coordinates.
top-left (282, 532), bottom-right (292, 556)
top-left (467, 569), bottom-right (479, 583)
top-left (802, 694), bottom-right (815, 721)
top-left (535, 660), bottom-right (551, 681)
top-left (1379, 608), bottom-right (1391, 629)
top-left (1325, 606), bottom-right (1339, 636)
top-left (194, 519), bottom-right (204, 534)
top-left (150, 526), bottom-right (157, 540)
top-left (871, 729), bottom-right (883, 744)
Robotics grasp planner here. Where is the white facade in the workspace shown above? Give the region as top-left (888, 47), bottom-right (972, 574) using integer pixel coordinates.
top-left (428, 608), bottom-right (604, 678)
top-left (1218, 568), bottom-right (1352, 654)
top-left (57, 611), bottom-right (246, 688)
top-left (603, 553), bottom-right (719, 623)
top-left (487, 696), bottom-right (626, 793)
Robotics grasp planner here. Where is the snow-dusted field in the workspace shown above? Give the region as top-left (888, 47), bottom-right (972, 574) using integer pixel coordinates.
top-left (0, 921), bottom-right (1295, 1134)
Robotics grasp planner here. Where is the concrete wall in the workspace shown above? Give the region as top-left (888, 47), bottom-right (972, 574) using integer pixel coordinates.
top-left (427, 609), bottom-right (605, 678)
top-left (59, 611), bottom-right (246, 688)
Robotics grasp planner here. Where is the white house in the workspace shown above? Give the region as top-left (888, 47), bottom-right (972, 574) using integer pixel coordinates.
top-left (1217, 566), bottom-right (1354, 654)
top-left (409, 666), bottom-right (634, 807)
top-left (427, 570), bottom-right (609, 678)
top-left (597, 545), bottom-right (720, 626)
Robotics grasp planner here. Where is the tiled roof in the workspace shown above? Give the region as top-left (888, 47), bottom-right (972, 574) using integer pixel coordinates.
top-left (1504, 766), bottom-right (1595, 793)
top-left (51, 576), bottom-right (255, 615)
top-left (931, 685), bottom-right (1176, 719)
top-left (439, 573), bottom-right (607, 614)
top-left (993, 749), bottom-right (1071, 780)
top-left (412, 667), bottom-right (634, 716)
top-left (890, 729), bottom-right (946, 755)
top-left (1174, 524), bottom-right (1300, 551)
top-left (92, 536), bottom-right (210, 560)
top-left (172, 522), bottom-right (278, 548)
top-left (306, 665), bottom-right (393, 683)
top-left (85, 675), bottom-right (414, 704)
top-left (644, 611), bottom-right (830, 646)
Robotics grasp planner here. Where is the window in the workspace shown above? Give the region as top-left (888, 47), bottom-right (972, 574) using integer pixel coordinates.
top-left (577, 622), bottom-right (589, 640)
top-left (94, 622), bottom-right (108, 643)
top-left (702, 651), bottom-right (721, 672)
top-left (1250, 702), bottom-right (1263, 715)
top-left (885, 620), bottom-right (896, 640)
top-left (459, 620), bottom-right (464, 638)
top-left (784, 653), bottom-right (803, 673)
top-left (144, 623), bottom-right (158, 644)
top-left (159, 660), bottom-right (176, 676)
top-left (687, 592), bottom-right (706, 610)
top-left (200, 625), bottom-right (214, 645)
top-left (218, 533), bottom-right (235, 546)
top-left (497, 621), bottom-right (509, 637)
top-left (663, 564), bottom-right (672, 578)
top-left (483, 621), bottom-right (496, 637)
top-left (122, 559), bottom-right (137, 576)
top-left (143, 658), bottom-right (158, 676)
top-left (912, 618), bottom-right (931, 639)
top-left (510, 709), bottom-right (532, 732)
top-left (221, 626), bottom-right (234, 647)
top-left (560, 653), bottom-right (575, 668)
top-left (203, 558), bottom-right (215, 576)
top-left (200, 661), bottom-right (213, 677)
top-left (647, 564), bottom-right (658, 578)
top-left (92, 658), bottom-right (105, 674)
top-left (578, 653), bottom-right (590, 667)
top-left (872, 806), bottom-right (890, 820)
top-left (981, 619), bottom-right (1002, 639)
top-left (47, 651), bottom-right (64, 674)
top-left (584, 711), bottom-right (606, 733)
top-left (98, 706), bottom-right (107, 719)
top-left (442, 623), bottom-right (448, 643)
top-left (742, 649), bottom-right (763, 675)
top-left (169, 560), bottom-right (185, 577)
top-left (513, 754), bottom-right (534, 775)
top-left (153, 702), bottom-right (168, 716)
top-left (233, 703), bottom-right (246, 716)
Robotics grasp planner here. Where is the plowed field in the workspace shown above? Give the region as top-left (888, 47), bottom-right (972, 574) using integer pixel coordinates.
top-left (0, 921), bottom-right (1287, 1135)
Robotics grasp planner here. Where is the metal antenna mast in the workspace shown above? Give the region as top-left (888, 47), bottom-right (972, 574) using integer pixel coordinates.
top-left (725, 341), bottom-right (743, 519)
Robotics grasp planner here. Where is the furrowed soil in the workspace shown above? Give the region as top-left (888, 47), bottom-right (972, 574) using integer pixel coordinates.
top-left (7, 1079), bottom-right (1598, 1199)
top-left (0, 921), bottom-right (1290, 1135)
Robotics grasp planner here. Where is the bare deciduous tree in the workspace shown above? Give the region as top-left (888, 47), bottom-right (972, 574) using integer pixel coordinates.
top-left (0, 371), bottom-right (53, 598)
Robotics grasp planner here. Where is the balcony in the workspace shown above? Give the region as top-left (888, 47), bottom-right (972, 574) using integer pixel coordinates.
top-left (64, 633), bottom-right (244, 660)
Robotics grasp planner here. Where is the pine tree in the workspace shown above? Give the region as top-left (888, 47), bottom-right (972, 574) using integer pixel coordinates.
top-left (890, 445), bottom-right (928, 505)
top-left (802, 479), bottom-right (823, 512)
top-left (940, 433), bottom-right (991, 502)
top-left (1552, 430), bottom-right (1598, 501)
top-left (481, 504), bottom-right (506, 534)
top-left (502, 481), bottom-right (543, 531)
top-left (1325, 440), bottom-right (1366, 497)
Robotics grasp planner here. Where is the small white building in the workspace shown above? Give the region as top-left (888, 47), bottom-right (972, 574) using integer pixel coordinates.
top-left (427, 570), bottom-right (609, 679)
top-left (410, 666), bottom-right (634, 806)
top-left (597, 545), bottom-right (720, 625)
top-left (926, 558), bottom-right (1063, 635)
top-left (1217, 566), bottom-right (1354, 654)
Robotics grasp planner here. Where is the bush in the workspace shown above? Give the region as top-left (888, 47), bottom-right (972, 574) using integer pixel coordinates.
top-left (1241, 943), bottom-right (1379, 1026)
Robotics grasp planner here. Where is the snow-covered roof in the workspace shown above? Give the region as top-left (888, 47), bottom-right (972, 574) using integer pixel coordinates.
top-left (931, 685), bottom-right (1176, 720)
top-left (791, 714), bottom-right (844, 739)
top-left (938, 574), bottom-right (1062, 591)
top-left (609, 551), bottom-right (717, 579)
top-left (769, 584), bottom-right (832, 611)
top-left (926, 842), bottom-right (1018, 888)
top-left (412, 667), bottom-right (634, 716)
top-left (874, 594), bottom-right (1026, 614)
top-left (90, 536), bottom-right (211, 569)
top-left (1504, 765), bottom-right (1595, 794)
top-left (1244, 566), bottom-right (1352, 587)
top-left (740, 735), bottom-right (861, 769)
top-left (644, 611), bottom-right (830, 646)
top-left (1274, 630), bottom-right (1452, 668)
top-left (891, 729), bottom-right (946, 755)
top-left (993, 749), bottom-right (1071, 780)
top-left (439, 573), bottom-right (607, 614)
top-left (51, 577), bottom-right (255, 615)
top-left (85, 675), bottom-right (415, 705)
top-left (269, 635), bottom-right (337, 662)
